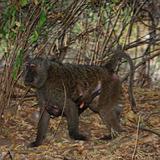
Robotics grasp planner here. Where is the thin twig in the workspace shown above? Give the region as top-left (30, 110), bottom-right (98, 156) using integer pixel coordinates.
top-left (132, 115), bottom-right (141, 160)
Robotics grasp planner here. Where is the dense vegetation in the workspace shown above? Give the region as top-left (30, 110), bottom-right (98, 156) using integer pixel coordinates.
top-left (0, 0), bottom-right (159, 159)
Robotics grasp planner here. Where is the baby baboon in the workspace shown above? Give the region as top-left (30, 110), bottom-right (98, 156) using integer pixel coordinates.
top-left (104, 46), bottom-right (137, 112)
top-left (23, 57), bottom-right (124, 147)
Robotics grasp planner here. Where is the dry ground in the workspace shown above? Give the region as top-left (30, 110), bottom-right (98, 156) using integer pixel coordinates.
top-left (0, 87), bottom-right (160, 160)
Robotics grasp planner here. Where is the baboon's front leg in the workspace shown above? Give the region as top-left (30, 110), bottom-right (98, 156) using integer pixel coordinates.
top-left (28, 109), bottom-right (50, 147)
top-left (65, 100), bottom-right (87, 140)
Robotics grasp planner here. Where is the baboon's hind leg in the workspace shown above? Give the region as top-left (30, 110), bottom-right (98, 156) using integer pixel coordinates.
top-left (98, 105), bottom-right (124, 140)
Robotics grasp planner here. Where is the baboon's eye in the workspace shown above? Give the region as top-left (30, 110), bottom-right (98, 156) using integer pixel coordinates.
top-left (30, 64), bottom-right (36, 68)
top-left (25, 62), bottom-right (29, 67)
top-left (28, 64), bottom-right (37, 70)
top-left (24, 62), bottom-right (37, 70)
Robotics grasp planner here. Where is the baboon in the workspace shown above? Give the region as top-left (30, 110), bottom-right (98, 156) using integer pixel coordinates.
top-left (23, 56), bottom-right (129, 147)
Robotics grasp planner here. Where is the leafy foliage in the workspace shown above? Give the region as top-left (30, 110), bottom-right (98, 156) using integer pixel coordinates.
top-left (19, 0), bottom-right (29, 7)
top-left (12, 49), bottom-right (24, 80)
top-left (29, 9), bottom-right (47, 43)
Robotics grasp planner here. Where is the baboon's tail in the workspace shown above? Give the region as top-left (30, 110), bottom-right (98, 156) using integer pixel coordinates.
top-left (104, 46), bottom-right (137, 113)
top-left (119, 51), bottom-right (137, 113)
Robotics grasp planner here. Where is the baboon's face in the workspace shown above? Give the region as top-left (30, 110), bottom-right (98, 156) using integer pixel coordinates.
top-left (23, 57), bottom-right (49, 88)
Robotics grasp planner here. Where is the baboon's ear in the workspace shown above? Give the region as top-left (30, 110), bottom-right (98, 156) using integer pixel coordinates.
top-left (44, 58), bottom-right (51, 70)
top-left (48, 55), bottom-right (57, 62)
top-left (48, 56), bottom-right (62, 64)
